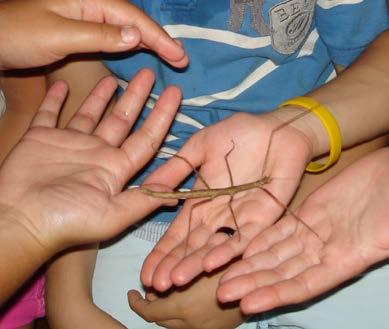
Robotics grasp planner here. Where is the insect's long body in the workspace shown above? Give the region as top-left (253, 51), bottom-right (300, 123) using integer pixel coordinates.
top-left (140, 176), bottom-right (272, 200)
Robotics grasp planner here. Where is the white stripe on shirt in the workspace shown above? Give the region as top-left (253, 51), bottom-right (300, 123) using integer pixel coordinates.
top-left (297, 29), bottom-right (320, 58)
top-left (182, 60), bottom-right (278, 107)
top-left (317, 0), bottom-right (363, 9)
top-left (164, 24), bottom-right (271, 49)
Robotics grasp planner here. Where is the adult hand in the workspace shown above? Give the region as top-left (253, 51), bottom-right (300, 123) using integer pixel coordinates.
top-left (140, 110), bottom-right (317, 291)
top-left (0, 0), bottom-right (188, 69)
top-left (217, 148), bottom-right (389, 314)
top-left (0, 68), bottom-right (180, 254)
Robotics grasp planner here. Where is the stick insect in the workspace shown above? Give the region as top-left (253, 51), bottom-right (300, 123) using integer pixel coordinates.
top-left (140, 110), bottom-right (322, 250)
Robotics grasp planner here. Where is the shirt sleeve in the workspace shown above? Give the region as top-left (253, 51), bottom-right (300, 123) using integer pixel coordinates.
top-left (315, 0), bottom-right (388, 67)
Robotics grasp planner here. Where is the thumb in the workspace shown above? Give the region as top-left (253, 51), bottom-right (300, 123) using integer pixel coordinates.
top-left (103, 185), bottom-right (178, 239)
top-left (57, 18), bottom-right (142, 55)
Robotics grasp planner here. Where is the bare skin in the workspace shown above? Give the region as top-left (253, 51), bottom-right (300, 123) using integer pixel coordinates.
top-left (217, 147), bottom-right (389, 314)
top-left (0, 69), bottom-right (181, 304)
top-left (140, 32), bottom-right (389, 295)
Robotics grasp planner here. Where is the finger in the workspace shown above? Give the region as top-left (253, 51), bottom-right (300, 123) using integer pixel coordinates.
top-left (219, 258), bottom-right (259, 287)
top-left (218, 240), bottom-right (308, 302)
top-left (100, 185), bottom-right (177, 240)
top-left (156, 319), bottom-right (184, 329)
top-left (203, 192), bottom-right (287, 272)
top-left (143, 132), bottom-right (207, 191)
top-left (53, 17), bottom-right (142, 56)
top-left (219, 246), bottom-right (291, 286)
top-left (30, 81), bottom-right (68, 128)
top-left (95, 0), bottom-right (188, 66)
top-left (140, 180), bottom-right (216, 287)
top-left (150, 197), bottom-right (218, 290)
top-left (141, 210), bottom-right (191, 287)
top-left (218, 251), bottom-right (314, 303)
top-left (219, 219), bottom-right (323, 286)
top-left (120, 85), bottom-right (182, 178)
top-left (239, 263), bottom-right (338, 314)
top-left (243, 215), bottom-right (297, 258)
top-left (171, 231), bottom-right (229, 286)
top-left (151, 245), bottom-right (187, 292)
top-left (154, 193), bottom-right (236, 286)
top-left (127, 290), bottom-right (155, 323)
top-left (145, 292), bottom-right (158, 302)
top-left (127, 290), bottom-right (179, 322)
top-left (94, 69), bottom-right (155, 146)
top-left (202, 225), bottom-right (253, 273)
top-left (221, 251), bottom-right (311, 301)
top-left (218, 252), bottom-right (304, 302)
top-left (66, 76), bottom-right (117, 133)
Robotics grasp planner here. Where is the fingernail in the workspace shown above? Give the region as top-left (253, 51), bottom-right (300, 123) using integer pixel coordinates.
top-left (121, 26), bottom-right (137, 44)
top-left (159, 36), bottom-right (186, 59)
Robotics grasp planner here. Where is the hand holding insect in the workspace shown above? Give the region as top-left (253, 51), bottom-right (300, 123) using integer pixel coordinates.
top-left (217, 148), bottom-right (389, 314)
top-left (141, 110), bottom-right (319, 291)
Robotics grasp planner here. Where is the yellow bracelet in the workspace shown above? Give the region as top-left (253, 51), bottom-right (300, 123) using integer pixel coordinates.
top-left (279, 96), bottom-right (342, 173)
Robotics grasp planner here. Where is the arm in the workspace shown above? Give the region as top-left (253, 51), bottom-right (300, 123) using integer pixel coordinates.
top-left (46, 246), bottom-right (126, 329)
top-left (286, 30), bottom-right (389, 158)
top-left (0, 68), bottom-right (181, 304)
top-left (45, 59), bottom-right (121, 328)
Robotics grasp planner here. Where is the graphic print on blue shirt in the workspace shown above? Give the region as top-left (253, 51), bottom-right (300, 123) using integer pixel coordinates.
top-left (105, 0), bottom-right (388, 222)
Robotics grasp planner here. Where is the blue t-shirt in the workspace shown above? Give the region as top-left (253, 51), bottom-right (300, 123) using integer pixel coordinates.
top-left (105, 0), bottom-right (387, 222)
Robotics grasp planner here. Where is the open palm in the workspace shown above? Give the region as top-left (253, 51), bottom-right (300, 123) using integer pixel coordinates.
top-left (0, 69), bottom-right (180, 254)
top-left (217, 148), bottom-right (389, 314)
top-left (141, 110), bottom-right (314, 291)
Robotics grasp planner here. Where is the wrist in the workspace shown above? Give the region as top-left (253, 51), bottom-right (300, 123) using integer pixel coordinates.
top-left (0, 204), bottom-right (52, 260)
top-left (0, 205), bottom-right (51, 302)
top-left (271, 106), bottom-right (329, 159)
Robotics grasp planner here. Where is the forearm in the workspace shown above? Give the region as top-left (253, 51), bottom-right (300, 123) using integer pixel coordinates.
top-left (46, 245), bottom-right (126, 329)
top-left (308, 30), bottom-right (389, 152)
top-left (0, 206), bottom-right (50, 304)
top-left (46, 246), bottom-right (96, 325)
top-left (278, 31), bottom-right (389, 158)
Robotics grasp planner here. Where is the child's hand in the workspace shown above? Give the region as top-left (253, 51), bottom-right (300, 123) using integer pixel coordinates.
top-left (0, 69), bottom-right (180, 254)
top-left (217, 148), bottom-right (389, 314)
top-left (0, 0), bottom-right (188, 70)
top-left (141, 110), bottom-right (319, 291)
top-left (128, 266), bottom-right (248, 329)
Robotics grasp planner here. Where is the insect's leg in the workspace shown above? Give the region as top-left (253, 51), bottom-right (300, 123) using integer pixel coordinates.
top-left (262, 111), bottom-right (310, 178)
top-left (184, 198), bottom-right (214, 257)
top-left (228, 196), bottom-right (241, 241)
top-left (260, 187), bottom-right (323, 243)
top-left (224, 140), bottom-right (235, 186)
top-left (224, 141), bottom-right (241, 240)
top-left (158, 148), bottom-right (211, 189)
